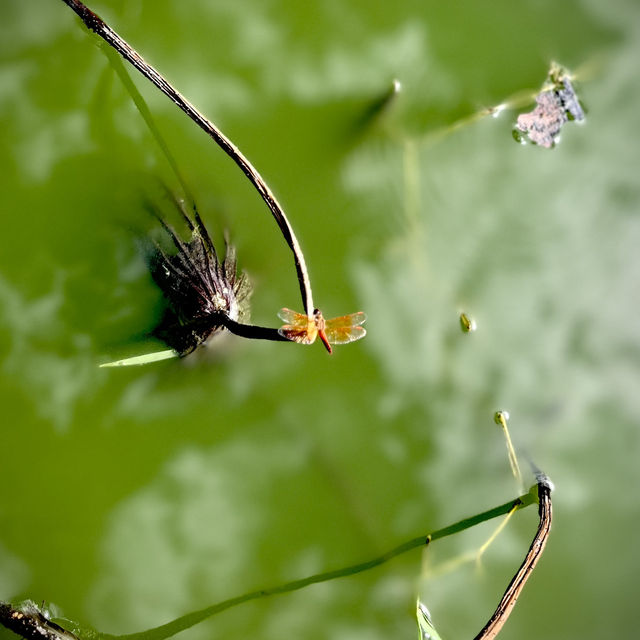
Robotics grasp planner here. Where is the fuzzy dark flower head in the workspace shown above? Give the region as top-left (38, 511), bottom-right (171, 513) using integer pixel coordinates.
top-left (148, 203), bottom-right (252, 355)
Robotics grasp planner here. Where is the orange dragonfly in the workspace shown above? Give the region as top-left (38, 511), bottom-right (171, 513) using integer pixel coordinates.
top-left (278, 308), bottom-right (367, 354)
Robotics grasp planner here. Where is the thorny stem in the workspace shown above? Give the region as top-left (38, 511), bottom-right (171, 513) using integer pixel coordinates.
top-left (59, 0), bottom-right (315, 317)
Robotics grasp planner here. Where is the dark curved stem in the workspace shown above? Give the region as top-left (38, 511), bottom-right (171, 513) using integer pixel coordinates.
top-left (473, 476), bottom-right (553, 640)
top-left (222, 317), bottom-right (290, 342)
top-left (178, 312), bottom-right (289, 343)
top-left (59, 0), bottom-right (315, 318)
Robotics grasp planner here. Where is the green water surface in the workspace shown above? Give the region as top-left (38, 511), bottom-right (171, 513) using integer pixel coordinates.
top-left (1, 1), bottom-right (639, 639)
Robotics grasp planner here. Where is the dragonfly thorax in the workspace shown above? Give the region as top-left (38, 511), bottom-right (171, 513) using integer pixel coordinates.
top-left (312, 308), bottom-right (326, 331)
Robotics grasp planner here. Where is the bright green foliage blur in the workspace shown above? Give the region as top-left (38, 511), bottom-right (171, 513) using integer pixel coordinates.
top-left (1, 1), bottom-right (639, 640)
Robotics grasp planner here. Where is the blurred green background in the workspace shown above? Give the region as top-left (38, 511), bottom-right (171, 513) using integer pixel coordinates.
top-left (1, 1), bottom-right (639, 639)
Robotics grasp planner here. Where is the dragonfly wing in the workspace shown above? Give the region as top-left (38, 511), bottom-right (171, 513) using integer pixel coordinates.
top-left (278, 307), bottom-right (307, 324)
top-left (278, 325), bottom-right (317, 345)
top-left (324, 311), bottom-right (367, 329)
top-left (325, 325), bottom-right (366, 345)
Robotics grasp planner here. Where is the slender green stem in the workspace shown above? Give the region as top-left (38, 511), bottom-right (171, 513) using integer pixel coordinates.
top-left (101, 490), bottom-right (535, 640)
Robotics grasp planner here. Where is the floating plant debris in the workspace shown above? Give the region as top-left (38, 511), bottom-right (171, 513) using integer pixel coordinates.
top-left (514, 63), bottom-right (585, 148)
top-left (278, 308), bottom-right (367, 354)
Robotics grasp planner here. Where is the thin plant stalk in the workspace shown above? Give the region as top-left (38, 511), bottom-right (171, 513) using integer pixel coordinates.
top-left (494, 411), bottom-right (523, 489)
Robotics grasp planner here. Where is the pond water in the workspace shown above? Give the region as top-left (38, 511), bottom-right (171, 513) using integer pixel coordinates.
top-left (1, 1), bottom-right (639, 639)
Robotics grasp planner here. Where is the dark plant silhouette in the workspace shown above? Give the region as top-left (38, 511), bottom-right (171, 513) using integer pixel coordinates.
top-left (147, 198), bottom-right (252, 356)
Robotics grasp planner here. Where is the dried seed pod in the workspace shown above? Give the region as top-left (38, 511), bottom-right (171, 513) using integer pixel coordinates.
top-left (148, 200), bottom-right (252, 355)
